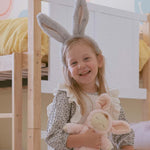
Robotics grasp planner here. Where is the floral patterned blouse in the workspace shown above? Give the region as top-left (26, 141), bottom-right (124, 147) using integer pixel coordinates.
top-left (45, 85), bottom-right (134, 150)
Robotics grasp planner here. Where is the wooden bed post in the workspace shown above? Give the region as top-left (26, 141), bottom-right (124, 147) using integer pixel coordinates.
top-left (142, 59), bottom-right (150, 121)
top-left (141, 14), bottom-right (150, 121)
top-left (28, 0), bottom-right (41, 150)
top-left (147, 60), bottom-right (150, 121)
top-left (12, 53), bottom-right (22, 150)
top-left (142, 14), bottom-right (150, 47)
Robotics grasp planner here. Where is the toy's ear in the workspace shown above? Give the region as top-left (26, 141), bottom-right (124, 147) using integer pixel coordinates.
top-left (111, 120), bottom-right (131, 135)
top-left (37, 13), bottom-right (71, 43)
top-left (97, 94), bottom-right (111, 111)
top-left (73, 0), bottom-right (89, 36)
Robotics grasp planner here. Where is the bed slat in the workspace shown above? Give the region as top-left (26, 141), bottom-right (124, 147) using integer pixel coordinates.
top-left (0, 113), bottom-right (13, 118)
top-left (12, 53), bottom-right (22, 150)
top-left (0, 55), bottom-right (13, 71)
top-left (0, 53), bottom-right (28, 72)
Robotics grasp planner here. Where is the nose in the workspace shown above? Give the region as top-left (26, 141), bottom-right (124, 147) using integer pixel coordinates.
top-left (78, 62), bottom-right (84, 69)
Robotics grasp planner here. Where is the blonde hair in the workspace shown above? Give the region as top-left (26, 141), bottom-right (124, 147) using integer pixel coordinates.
top-left (62, 37), bottom-right (108, 115)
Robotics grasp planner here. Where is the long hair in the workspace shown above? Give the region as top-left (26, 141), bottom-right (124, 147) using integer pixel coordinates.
top-left (62, 37), bottom-right (108, 115)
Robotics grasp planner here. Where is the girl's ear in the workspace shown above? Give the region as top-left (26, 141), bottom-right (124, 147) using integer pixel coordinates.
top-left (97, 54), bottom-right (103, 68)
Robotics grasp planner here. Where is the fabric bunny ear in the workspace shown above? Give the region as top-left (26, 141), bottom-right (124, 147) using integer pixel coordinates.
top-left (73, 0), bottom-right (89, 36)
top-left (111, 120), bottom-right (131, 135)
top-left (37, 13), bottom-right (71, 43)
top-left (96, 94), bottom-right (111, 111)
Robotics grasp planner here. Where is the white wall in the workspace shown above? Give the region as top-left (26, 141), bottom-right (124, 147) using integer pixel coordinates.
top-left (10, 0), bottom-right (28, 18)
top-left (88, 0), bottom-right (135, 12)
top-left (0, 0), bottom-right (135, 19)
top-left (0, 0), bottom-right (50, 19)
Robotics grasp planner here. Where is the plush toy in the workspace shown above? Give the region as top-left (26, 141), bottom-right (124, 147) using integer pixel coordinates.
top-left (63, 93), bottom-right (131, 150)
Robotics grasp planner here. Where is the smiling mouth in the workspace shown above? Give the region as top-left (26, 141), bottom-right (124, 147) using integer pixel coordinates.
top-left (79, 70), bottom-right (91, 76)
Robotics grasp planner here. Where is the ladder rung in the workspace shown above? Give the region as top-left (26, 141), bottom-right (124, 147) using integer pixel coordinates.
top-left (0, 113), bottom-right (13, 118)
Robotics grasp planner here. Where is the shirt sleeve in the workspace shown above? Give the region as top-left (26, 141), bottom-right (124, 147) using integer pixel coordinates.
top-left (45, 90), bottom-right (75, 150)
top-left (111, 107), bottom-right (135, 149)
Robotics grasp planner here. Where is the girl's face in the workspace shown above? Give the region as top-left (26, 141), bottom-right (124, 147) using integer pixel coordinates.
top-left (66, 42), bottom-right (103, 92)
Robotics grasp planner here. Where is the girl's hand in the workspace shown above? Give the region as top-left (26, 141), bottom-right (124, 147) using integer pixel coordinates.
top-left (121, 145), bottom-right (135, 150)
top-left (82, 128), bottom-right (101, 149)
top-left (66, 128), bottom-right (101, 149)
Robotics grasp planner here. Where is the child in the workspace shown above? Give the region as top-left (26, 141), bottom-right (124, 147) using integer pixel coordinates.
top-left (37, 0), bottom-right (135, 149)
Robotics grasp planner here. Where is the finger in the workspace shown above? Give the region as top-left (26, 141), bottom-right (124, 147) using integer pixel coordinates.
top-left (95, 144), bottom-right (101, 149)
top-left (88, 128), bottom-right (95, 133)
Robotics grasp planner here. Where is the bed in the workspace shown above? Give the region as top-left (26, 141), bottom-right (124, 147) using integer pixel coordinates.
top-left (0, 0), bottom-right (150, 150)
top-left (0, 14), bottom-right (49, 149)
top-left (139, 14), bottom-right (150, 121)
top-left (0, 1), bottom-right (46, 150)
top-left (0, 17), bottom-right (49, 85)
top-left (130, 14), bottom-right (150, 150)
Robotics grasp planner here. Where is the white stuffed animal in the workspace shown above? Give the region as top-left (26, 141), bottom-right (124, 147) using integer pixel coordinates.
top-left (63, 94), bottom-right (131, 150)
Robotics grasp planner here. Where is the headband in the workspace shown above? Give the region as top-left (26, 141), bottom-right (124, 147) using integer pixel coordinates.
top-left (37, 0), bottom-right (101, 54)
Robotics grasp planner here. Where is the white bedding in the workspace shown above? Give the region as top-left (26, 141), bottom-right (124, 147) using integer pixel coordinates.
top-left (131, 121), bottom-right (150, 150)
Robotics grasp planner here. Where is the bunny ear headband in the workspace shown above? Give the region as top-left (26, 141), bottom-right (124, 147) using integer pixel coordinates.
top-left (37, 0), bottom-right (101, 57)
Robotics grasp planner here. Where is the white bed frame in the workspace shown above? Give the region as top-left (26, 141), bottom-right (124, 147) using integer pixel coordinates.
top-left (42, 0), bottom-right (147, 100)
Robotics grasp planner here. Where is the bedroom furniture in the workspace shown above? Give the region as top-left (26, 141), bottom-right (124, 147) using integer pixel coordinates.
top-left (140, 14), bottom-right (150, 121)
top-left (0, 1), bottom-right (41, 150)
top-left (42, 0), bottom-right (147, 100)
top-left (0, 2), bottom-right (48, 150)
top-left (0, 0), bottom-right (150, 150)
top-left (131, 121), bottom-right (150, 150)
top-left (0, 53), bottom-right (27, 150)
top-left (27, 0), bottom-right (41, 149)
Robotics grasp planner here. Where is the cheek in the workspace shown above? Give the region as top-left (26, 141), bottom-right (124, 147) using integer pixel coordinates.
top-left (68, 67), bottom-right (75, 77)
top-left (90, 62), bottom-right (99, 71)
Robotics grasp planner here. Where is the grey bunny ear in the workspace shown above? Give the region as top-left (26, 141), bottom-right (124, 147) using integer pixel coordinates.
top-left (37, 13), bottom-right (71, 43)
top-left (73, 0), bottom-right (89, 36)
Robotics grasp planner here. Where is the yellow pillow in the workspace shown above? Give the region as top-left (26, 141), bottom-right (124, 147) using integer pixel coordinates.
top-left (0, 17), bottom-right (49, 56)
top-left (139, 39), bottom-right (150, 72)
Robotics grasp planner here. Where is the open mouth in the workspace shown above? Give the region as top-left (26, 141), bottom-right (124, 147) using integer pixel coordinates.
top-left (79, 70), bottom-right (91, 76)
